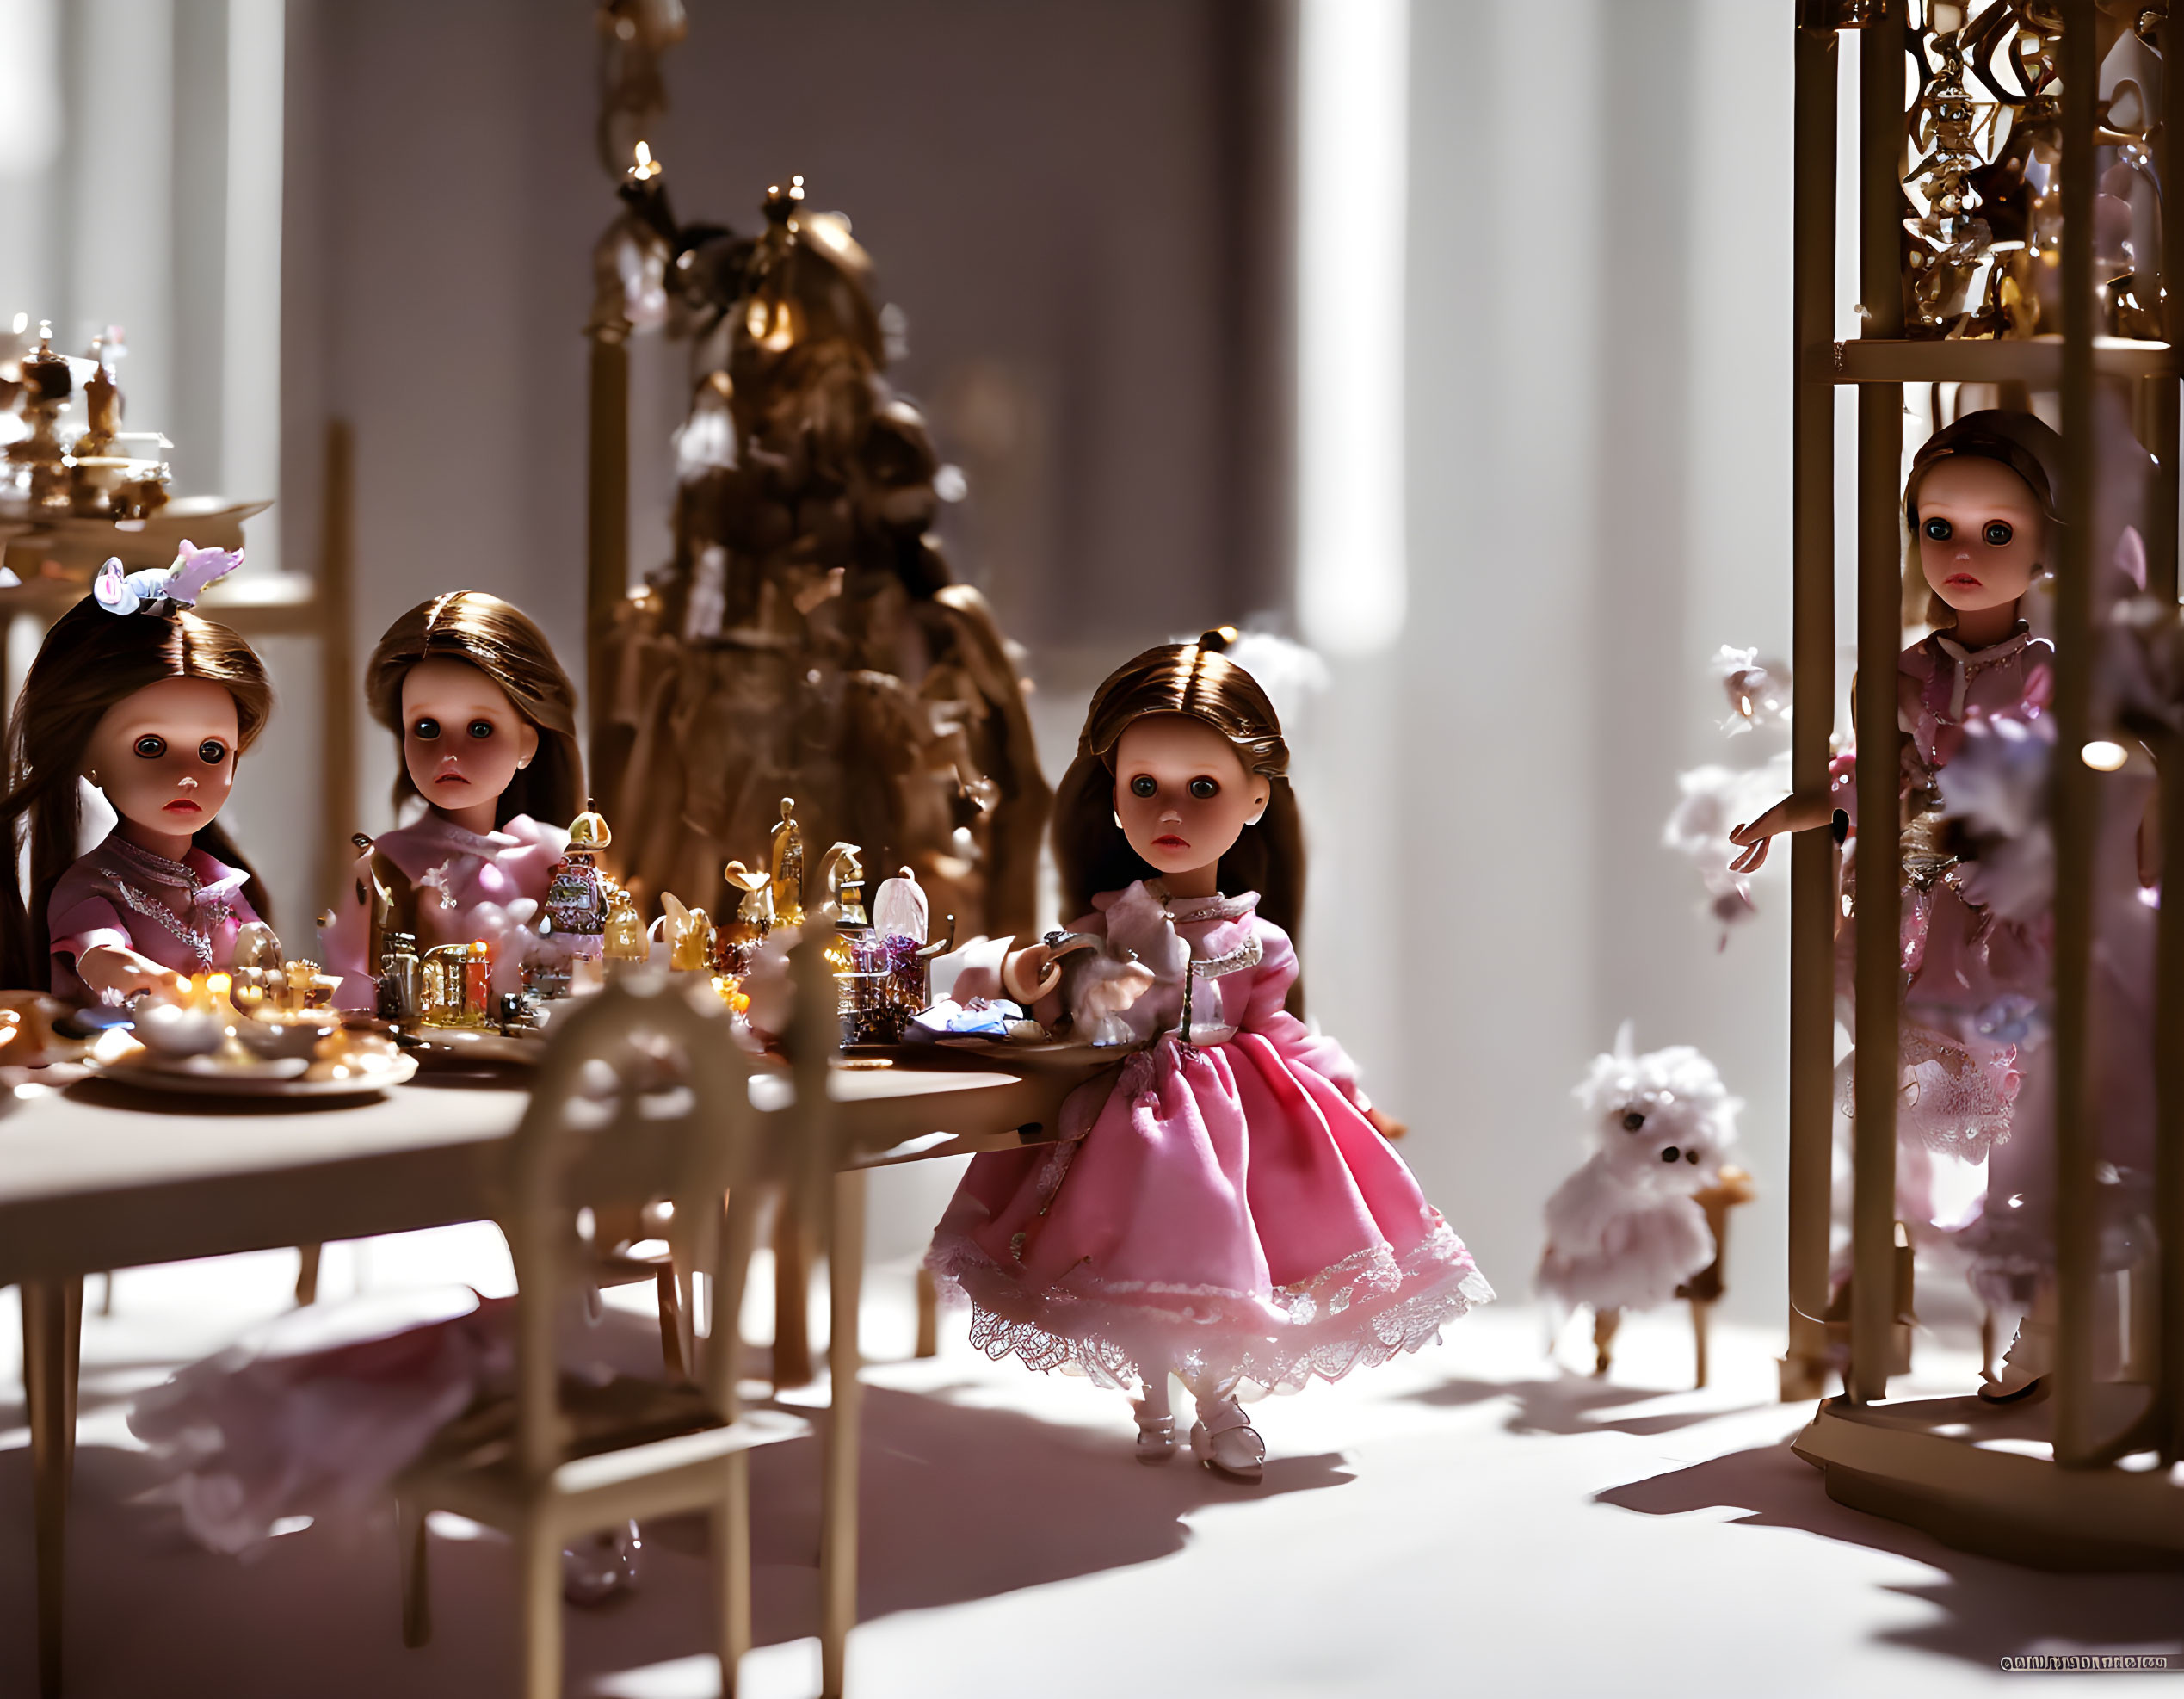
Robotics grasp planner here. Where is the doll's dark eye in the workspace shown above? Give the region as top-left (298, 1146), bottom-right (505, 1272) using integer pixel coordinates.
top-left (1983, 520), bottom-right (2014, 546)
top-left (1129, 775), bottom-right (1157, 798)
top-left (1188, 777), bottom-right (1219, 800)
top-left (1685, 1147), bottom-right (1700, 1163)
top-left (1923, 516), bottom-right (1953, 541)
top-left (133, 734), bottom-right (167, 759)
top-left (1622, 1110), bottom-right (1645, 1131)
top-left (467, 720), bottom-right (495, 740)
top-left (413, 717), bottom-right (441, 741)
top-left (197, 739), bottom-right (227, 764)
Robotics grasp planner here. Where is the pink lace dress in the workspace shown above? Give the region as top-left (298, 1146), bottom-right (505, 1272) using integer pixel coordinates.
top-left (47, 832), bottom-right (263, 1000)
top-left (323, 812), bottom-right (568, 1009)
top-left (1832, 625), bottom-right (2156, 1295)
top-left (926, 882), bottom-right (1492, 1395)
top-left (1831, 627), bottom-right (2052, 1161)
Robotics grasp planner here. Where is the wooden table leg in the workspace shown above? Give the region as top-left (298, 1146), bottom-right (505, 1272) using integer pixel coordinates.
top-left (22, 1276), bottom-right (82, 1699)
top-left (821, 1169), bottom-right (865, 1699)
top-left (915, 1267), bottom-right (939, 1359)
top-left (294, 1244), bottom-right (323, 1307)
top-left (773, 1198), bottom-right (813, 1391)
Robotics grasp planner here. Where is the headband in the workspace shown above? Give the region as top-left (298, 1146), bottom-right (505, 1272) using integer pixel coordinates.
top-left (94, 540), bottom-right (244, 617)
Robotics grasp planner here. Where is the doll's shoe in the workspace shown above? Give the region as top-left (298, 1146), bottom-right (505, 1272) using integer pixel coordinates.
top-left (1134, 1410), bottom-right (1180, 1464)
top-left (1978, 1319), bottom-right (2052, 1405)
top-left (1189, 1397), bottom-right (1265, 1483)
top-left (562, 1520), bottom-right (644, 1605)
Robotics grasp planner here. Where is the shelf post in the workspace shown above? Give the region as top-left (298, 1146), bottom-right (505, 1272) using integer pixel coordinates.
top-left (1849, 0), bottom-right (1906, 1406)
top-left (1786, 9), bottom-right (1840, 1401)
top-left (2051, 0), bottom-right (2101, 1467)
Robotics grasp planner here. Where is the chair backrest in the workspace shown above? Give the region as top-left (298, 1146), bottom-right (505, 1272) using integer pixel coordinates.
top-left (501, 973), bottom-right (771, 1480)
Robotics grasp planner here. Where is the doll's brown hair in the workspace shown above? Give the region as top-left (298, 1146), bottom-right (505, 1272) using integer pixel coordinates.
top-left (1053, 629), bottom-right (1305, 959)
top-left (366, 592), bottom-right (583, 829)
top-left (1903, 408), bottom-right (2064, 631)
top-left (0, 596), bottom-right (275, 988)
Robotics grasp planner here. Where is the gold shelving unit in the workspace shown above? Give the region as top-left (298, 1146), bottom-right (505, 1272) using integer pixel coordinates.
top-left (1783, 0), bottom-right (2184, 1566)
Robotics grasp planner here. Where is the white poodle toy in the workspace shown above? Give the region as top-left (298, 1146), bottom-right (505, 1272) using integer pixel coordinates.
top-left (1539, 1024), bottom-right (1749, 1381)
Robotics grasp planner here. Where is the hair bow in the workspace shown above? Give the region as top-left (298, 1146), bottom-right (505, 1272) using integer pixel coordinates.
top-left (94, 540), bottom-right (244, 616)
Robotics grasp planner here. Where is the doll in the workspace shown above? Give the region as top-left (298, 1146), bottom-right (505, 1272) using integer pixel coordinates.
top-left (0, 546), bottom-right (275, 1001)
top-left (1730, 409), bottom-right (2154, 1398)
top-left (925, 632), bottom-right (1492, 1481)
top-left (323, 592), bottom-right (583, 1009)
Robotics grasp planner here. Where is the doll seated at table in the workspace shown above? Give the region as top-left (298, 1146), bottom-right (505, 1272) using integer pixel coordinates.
top-left (0, 547), bottom-right (276, 1002)
top-left (323, 592), bottom-right (583, 1009)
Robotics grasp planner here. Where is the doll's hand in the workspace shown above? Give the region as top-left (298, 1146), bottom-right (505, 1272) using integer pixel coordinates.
top-left (1728, 791), bottom-right (1836, 874)
top-left (1365, 1105), bottom-right (1407, 1142)
top-left (1078, 958), bottom-right (1156, 1017)
top-left (1727, 803), bottom-right (1788, 874)
top-left (76, 943), bottom-right (182, 1001)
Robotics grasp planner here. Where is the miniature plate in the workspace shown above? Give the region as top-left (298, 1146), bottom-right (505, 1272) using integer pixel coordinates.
top-left (86, 1050), bottom-right (418, 1098)
top-left (396, 1027), bottom-right (544, 1067)
top-left (893, 1038), bottom-right (1114, 1072)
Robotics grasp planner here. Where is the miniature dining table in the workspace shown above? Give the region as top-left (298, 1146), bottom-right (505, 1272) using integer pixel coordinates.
top-left (0, 1050), bottom-right (1109, 1699)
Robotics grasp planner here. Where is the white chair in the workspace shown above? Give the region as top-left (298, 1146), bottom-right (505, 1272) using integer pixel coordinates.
top-left (393, 973), bottom-right (804, 1698)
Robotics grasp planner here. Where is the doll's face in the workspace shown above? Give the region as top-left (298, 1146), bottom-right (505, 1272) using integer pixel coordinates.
top-left (1113, 714), bottom-right (1268, 880)
top-left (401, 658), bottom-right (540, 819)
top-left (84, 677), bottom-right (240, 837)
top-left (1916, 455), bottom-right (2047, 616)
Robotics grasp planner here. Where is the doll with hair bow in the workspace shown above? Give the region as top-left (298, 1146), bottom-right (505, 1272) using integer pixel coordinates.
top-left (1, 544), bottom-right (274, 999)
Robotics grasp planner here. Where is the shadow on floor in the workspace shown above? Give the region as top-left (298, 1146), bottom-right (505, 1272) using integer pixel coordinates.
top-left (0, 1346), bottom-right (1346, 1697)
top-left (1599, 1439), bottom-right (2184, 1669)
top-left (1403, 1370), bottom-right (1766, 1438)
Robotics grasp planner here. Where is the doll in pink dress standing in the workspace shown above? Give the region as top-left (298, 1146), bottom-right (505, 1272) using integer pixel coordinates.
top-left (927, 632), bottom-right (1492, 1480)
top-left (323, 591), bottom-right (583, 1008)
top-left (0, 547), bottom-right (275, 1000)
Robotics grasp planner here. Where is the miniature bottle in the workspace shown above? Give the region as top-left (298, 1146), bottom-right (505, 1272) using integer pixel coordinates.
top-left (603, 888), bottom-right (649, 961)
top-left (419, 943), bottom-right (466, 1024)
top-left (462, 942), bottom-right (494, 1019)
top-left (657, 893), bottom-right (713, 972)
top-left (546, 807), bottom-right (613, 958)
top-left (714, 860), bottom-right (774, 978)
top-left (769, 797), bottom-right (805, 926)
top-left (377, 930), bottom-right (422, 1021)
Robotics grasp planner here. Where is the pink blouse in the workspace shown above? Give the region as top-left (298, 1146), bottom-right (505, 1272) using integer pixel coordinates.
top-left (1829, 627), bottom-right (2052, 830)
top-left (49, 832), bottom-right (262, 1000)
top-left (324, 812), bottom-right (569, 1008)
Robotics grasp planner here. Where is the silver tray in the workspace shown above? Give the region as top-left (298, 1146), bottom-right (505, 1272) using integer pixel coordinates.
top-left (86, 1050), bottom-right (418, 1098)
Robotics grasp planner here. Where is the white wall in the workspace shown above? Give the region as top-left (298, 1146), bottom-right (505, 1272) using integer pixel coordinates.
top-left (1306, 0), bottom-right (1795, 1327)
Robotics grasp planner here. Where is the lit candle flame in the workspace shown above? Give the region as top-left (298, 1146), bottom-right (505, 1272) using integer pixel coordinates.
top-left (629, 139), bottom-right (662, 182)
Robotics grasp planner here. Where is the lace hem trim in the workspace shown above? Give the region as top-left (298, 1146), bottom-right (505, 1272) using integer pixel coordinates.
top-left (927, 1223), bottom-right (1495, 1395)
top-left (1838, 1020), bottom-right (2019, 1158)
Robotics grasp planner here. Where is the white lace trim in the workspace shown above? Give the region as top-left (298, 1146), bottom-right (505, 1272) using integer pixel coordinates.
top-left (1838, 1020), bottom-right (2017, 1158)
top-left (927, 1221), bottom-right (1494, 1395)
